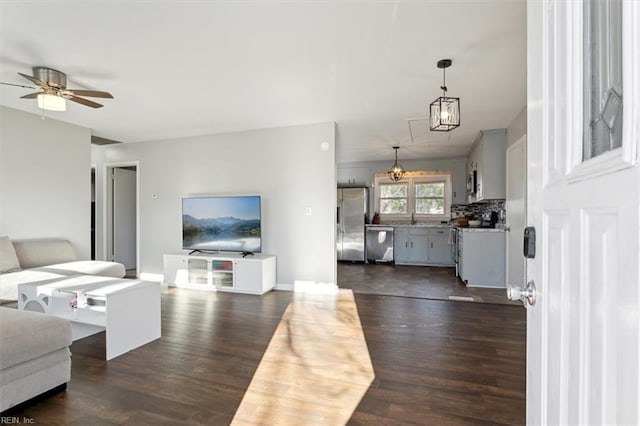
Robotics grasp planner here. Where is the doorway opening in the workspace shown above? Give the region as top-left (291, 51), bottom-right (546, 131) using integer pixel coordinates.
top-left (91, 167), bottom-right (96, 260)
top-left (105, 162), bottom-right (139, 278)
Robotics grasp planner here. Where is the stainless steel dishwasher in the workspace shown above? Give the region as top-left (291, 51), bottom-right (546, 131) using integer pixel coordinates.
top-left (365, 225), bottom-right (394, 263)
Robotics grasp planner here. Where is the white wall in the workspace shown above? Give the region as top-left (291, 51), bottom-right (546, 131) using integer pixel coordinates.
top-left (91, 122), bottom-right (336, 287)
top-left (0, 107), bottom-right (92, 257)
top-left (507, 107), bottom-right (527, 148)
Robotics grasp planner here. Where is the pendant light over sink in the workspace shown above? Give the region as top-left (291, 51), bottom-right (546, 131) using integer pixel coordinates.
top-left (387, 146), bottom-right (405, 182)
top-left (429, 59), bottom-right (460, 132)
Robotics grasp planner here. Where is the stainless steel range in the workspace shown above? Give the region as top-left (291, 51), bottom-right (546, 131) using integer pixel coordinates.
top-left (449, 227), bottom-right (460, 277)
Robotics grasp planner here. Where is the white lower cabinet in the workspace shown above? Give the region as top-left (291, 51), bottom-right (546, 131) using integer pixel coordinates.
top-left (427, 232), bottom-right (454, 266)
top-left (394, 227), bottom-right (454, 266)
top-left (407, 231), bottom-right (429, 264)
top-left (458, 230), bottom-right (505, 287)
top-left (393, 228), bottom-right (410, 264)
top-left (394, 228), bottom-right (429, 264)
top-left (163, 253), bottom-right (276, 294)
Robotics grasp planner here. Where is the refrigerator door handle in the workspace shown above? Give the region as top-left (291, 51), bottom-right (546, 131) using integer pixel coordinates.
top-left (337, 206), bottom-right (340, 225)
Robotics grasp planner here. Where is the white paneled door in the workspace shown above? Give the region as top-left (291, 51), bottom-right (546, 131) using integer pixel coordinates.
top-left (506, 136), bottom-right (526, 289)
top-left (526, 0), bottom-right (639, 424)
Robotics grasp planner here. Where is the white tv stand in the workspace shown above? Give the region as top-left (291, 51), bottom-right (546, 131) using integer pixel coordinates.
top-left (163, 252), bottom-right (276, 295)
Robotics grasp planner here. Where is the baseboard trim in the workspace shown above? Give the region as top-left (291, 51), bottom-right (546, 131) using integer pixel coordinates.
top-left (274, 282), bottom-right (340, 293)
top-left (274, 283), bottom-right (294, 291)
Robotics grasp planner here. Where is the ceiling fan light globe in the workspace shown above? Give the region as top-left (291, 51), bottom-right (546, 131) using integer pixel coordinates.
top-left (37, 93), bottom-right (66, 111)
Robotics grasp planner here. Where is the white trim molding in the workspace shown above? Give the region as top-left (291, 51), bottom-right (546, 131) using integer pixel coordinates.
top-left (567, 0), bottom-right (639, 183)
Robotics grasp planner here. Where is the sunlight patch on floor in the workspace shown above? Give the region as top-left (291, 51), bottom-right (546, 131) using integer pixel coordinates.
top-left (231, 289), bottom-right (375, 425)
top-left (448, 295), bottom-right (475, 302)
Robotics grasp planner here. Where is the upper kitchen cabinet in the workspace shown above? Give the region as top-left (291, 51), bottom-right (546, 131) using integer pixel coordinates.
top-left (467, 129), bottom-right (506, 202)
top-left (337, 166), bottom-right (372, 187)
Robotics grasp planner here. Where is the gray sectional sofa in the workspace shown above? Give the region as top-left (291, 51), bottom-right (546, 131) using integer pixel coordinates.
top-left (0, 307), bottom-right (72, 413)
top-left (0, 236), bottom-right (126, 412)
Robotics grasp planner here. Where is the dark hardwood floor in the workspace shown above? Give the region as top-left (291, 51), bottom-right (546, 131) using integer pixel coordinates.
top-left (10, 287), bottom-right (525, 425)
top-left (339, 262), bottom-right (520, 305)
top-left (351, 294), bottom-right (526, 425)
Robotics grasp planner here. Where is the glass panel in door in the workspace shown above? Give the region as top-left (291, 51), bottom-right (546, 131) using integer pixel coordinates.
top-left (583, 0), bottom-right (623, 161)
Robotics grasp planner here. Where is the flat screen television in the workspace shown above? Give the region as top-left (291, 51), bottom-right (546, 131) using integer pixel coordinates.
top-left (182, 195), bottom-right (261, 253)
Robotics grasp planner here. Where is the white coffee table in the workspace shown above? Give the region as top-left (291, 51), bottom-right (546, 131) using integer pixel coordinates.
top-left (18, 275), bottom-right (161, 360)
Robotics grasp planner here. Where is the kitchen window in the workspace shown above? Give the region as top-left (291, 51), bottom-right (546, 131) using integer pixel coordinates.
top-left (374, 172), bottom-right (452, 220)
top-left (379, 183), bottom-right (408, 214)
top-left (415, 181), bottom-right (446, 214)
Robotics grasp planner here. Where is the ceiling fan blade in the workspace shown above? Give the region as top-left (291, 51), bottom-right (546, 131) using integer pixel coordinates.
top-left (69, 95), bottom-right (103, 108)
top-left (18, 72), bottom-right (47, 87)
top-left (66, 89), bottom-right (113, 99)
top-left (20, 92), bottom-right (41, 99)
top-left (0, 81), bottom-right (36, 89)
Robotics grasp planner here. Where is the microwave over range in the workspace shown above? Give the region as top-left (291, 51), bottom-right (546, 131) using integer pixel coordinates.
top-left (466, 170), bottom-right (478, 195)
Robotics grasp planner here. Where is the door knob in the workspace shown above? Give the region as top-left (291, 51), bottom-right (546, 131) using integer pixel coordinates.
top-left (507, 280), bottom-right (536, 306)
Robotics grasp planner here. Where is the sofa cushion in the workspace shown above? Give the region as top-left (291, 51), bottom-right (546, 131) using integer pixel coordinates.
top-left (0, 270), bottom-right (70, 301)
top-left (0, 347), bottom-right (70, 386)
top-left (0, 236), bottom-right (21, 274)
top-left (12, 239), bottom-right (77, 269)
top-left (0, 348), bottom-right (71, 413)
top-left (34, 261), bottom-right (126, 279)
top-left (0, 307), bottom-right (72, 369)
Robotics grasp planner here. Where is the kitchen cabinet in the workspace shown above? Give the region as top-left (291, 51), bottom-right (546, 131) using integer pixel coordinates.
top-left (393, 227), bottom-right (410, 263)
top-left (395, 227), bottom-right (429, 264)
top-left (394, 227), bottom-right (454, 266)
top-left (458, 229), bottom-right (505, 287)
top-left (426, 232), bottom-right (453, 265)
top-left (393, 226), bottom-right (427, 265)
top-left (407, 231), bottom-right (429, 264)
top-left (467, 129), bottom-right (506, 202)
top-left (337, 166), bottom-right (372, 187)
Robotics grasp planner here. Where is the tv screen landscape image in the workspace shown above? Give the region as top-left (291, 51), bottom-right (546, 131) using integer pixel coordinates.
top-left (182, 196), bottom-right (261, 253)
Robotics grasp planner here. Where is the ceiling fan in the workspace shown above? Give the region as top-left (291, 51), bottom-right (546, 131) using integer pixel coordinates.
top-left (0, 66), bottom-right (113, 110)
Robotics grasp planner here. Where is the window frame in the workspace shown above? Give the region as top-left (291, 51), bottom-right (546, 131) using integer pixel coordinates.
top-left (414, 180), bottom-right (447, 215)
top-left (378, 181), bottom-right (409, 215)
top-left (374, 172), bottom-right (452, 221)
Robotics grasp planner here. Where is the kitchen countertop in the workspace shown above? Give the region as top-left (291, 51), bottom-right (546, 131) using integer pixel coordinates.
top-left (366, 223), bottom-right (452, 228)
top-left (458, 227), bottom-right (506, 232)
top-left (365, 224), bottom-right (506, 231)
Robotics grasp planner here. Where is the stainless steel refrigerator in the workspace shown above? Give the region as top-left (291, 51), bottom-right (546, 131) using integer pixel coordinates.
top-left (337, 187), bottom-right (368, 262)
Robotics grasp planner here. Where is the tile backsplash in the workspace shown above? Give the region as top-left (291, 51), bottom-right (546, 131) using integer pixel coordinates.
top-left (451, 201), bottom-right (505, 222)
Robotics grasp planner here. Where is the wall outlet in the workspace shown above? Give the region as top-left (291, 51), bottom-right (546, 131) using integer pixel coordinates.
top-left (304, 206), bottom-right (312, 215)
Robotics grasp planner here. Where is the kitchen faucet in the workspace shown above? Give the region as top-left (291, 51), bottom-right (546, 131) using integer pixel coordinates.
top-left (411, 211), bottom-right (416, 225)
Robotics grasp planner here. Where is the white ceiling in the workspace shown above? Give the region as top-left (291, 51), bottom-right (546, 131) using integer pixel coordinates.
top-left (0, 1), bottom-right (526, 164)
